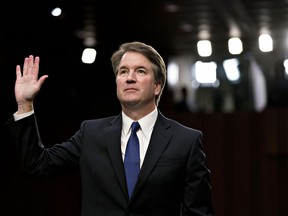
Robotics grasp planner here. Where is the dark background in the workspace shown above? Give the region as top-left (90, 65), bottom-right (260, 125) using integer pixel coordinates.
top-left (1, 0), bottom-right (288, 215)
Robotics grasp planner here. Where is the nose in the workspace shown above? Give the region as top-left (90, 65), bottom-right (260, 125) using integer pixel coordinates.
top-left (126, 70), bottom-right (136, 81)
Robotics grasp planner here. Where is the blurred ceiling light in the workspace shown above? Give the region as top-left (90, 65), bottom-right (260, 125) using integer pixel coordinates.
top-left (223, 58), bottom-right (241, 82)
top-left (197, 40), bottom-right (212, 57)
top-left (229, 25), bottom-right (241, 38)
top-left (195, 61), bottom-right (217, 84)
top-left (164, 2), bottom-right (179, 13)
top-left (81, 48), bottom-right (97, 64)
top-left (84, 37), bottom-right (97, 47)
top-left (259, 33), bottom-right (273, 52)
top-left (283, 59), bottom-right (288, 76)
top-left (167, 61), bottom-right (179, 86)
top-left (228, 37), bottom-right (243, 55)
top-left (198, 29), bottom-right (210, 39)
top-left (51, 7), bottom-right (62, 17)
top-left (180, 22), bottom-right (193, 32)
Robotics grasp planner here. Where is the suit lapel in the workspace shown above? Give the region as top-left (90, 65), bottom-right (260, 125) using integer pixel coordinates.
top-left (104, 115), bottom-right (128, 198)
top-left (132, 113), bottom-right (173, 198)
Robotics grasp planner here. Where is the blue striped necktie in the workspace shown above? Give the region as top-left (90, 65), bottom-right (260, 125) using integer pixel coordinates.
top-left (124, 121), bottom-right (140, 198)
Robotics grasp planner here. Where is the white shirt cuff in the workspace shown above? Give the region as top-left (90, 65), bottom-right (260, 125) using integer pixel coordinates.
top-left (13, 110), bottom-right (34, 121)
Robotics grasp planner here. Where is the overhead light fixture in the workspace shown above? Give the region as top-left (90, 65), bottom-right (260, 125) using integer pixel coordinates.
top-left (283, 59), bottom-right (288, 77)
top-left (197, 40), bottom-right (212, 57)
top-left (81, 48), bottom-right (97, 64)
top-left (223, 58), bottom-right (241, 82)
top-left (51, 7), bottom-right (62, 17)
top-left (258, 33), bottom-right (273, 52)
top-left (228, 37), bottom-right (243, 55)
top-left (194, 61), bottom-right (217, 84)
top-left (167, 61), bottom-right (179, 87)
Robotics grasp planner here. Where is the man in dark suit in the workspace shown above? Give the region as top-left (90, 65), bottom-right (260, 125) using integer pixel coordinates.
top-left (8, 41), bottom-right (214, 216)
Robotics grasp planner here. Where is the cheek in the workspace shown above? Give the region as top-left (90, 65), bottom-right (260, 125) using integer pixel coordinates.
top-left (115, 79), bottom-right (122, 93)
top-left (116, 78), bottom-right (124, 87)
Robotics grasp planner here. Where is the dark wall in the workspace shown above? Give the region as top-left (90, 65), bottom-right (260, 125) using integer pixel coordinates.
top-left (168, 107), bottom-right (288, 216)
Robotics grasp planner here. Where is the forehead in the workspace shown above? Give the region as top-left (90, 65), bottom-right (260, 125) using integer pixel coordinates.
top-left (119, 51), bottom-right (152, 68)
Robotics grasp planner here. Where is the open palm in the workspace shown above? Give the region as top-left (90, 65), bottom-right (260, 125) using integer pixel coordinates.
top-left (15, 55), bottom-right (48, 103)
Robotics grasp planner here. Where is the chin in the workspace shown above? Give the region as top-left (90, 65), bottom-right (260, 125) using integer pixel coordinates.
top-left (121, 96), bottom-right (139, 102)
top-left (122, 99), bottom-right (140, 106)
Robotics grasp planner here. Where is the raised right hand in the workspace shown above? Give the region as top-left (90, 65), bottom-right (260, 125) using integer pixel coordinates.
top-left (15, 55), bottom-right (48, 114)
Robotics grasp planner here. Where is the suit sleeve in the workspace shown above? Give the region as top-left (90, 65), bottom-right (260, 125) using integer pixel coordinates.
top-left (182, 131), bottom-right (214, 216)
top-left (7, 114), bottom-right (82, 177)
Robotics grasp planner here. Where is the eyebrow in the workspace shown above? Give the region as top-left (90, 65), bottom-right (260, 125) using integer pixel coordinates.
top-left (119, 65), bottom-right (149, 70)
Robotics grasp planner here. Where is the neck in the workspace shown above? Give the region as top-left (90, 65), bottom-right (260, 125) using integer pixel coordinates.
top-left (122, 104), bottom-right (156, 121)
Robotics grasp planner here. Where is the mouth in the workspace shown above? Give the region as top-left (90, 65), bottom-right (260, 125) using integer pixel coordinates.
top-left (124, 88), bottom-right (138, 92)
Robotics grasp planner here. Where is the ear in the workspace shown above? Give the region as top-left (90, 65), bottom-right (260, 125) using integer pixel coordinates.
top-left (154, 82), bottom-right (162, 96)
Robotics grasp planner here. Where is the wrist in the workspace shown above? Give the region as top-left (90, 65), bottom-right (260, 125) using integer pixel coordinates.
top-left (17, 101), bottom-right (33, 114)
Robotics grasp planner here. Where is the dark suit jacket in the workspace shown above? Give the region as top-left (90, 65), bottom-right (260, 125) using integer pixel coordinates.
top-left (8, 111), bottom-right (214, 216)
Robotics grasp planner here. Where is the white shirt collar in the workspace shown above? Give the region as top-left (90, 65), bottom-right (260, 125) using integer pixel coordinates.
top-left (122, 107), bottom-right (158, 137)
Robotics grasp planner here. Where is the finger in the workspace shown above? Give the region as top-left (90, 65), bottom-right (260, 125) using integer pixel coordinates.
top-left (32, 56), bottom-right (40, 76)
top-left (22, 56), bottom-right (30, 75)
top-left (16, 65), bottom-right (22, 79)
top-left (27, 55), bottom-right (34, 73)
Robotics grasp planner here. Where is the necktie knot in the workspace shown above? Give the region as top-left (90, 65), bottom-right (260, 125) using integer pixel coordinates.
top-left (131, 121), bottom-right (140, 134)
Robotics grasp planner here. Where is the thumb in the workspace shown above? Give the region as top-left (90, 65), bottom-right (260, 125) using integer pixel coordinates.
top-left (37, 75), bottom-right (49, 89)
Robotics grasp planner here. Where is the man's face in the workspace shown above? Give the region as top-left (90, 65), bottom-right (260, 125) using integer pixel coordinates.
top-left (116, 51), bottom-right (161, 109)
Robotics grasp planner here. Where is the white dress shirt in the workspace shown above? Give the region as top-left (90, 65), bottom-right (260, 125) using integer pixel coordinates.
top-left (121, 108), bottom-right (158, 168)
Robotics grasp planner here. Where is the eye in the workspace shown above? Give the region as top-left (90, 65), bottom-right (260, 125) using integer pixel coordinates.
top-left (119, 69), bottom-right (128, 75)
top-left (137, 68), bottom-right (146, 74)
